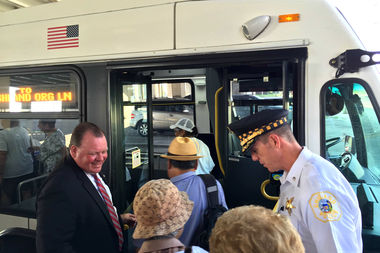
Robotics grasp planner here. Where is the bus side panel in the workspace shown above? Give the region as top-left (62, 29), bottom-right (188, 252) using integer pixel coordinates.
top-left (0, 0), bottom-right (178, 25)
top-left (0, 4), bottom-right (174, 67)
top-left (176, 0), bottom-right (379, 153)
top-left (175, 0), bottom-right (359, 50)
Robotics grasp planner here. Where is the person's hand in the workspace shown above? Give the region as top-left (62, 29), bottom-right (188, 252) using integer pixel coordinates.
top-left (120, 213), bottom-right (137, 228)
top-left (27, 146), bottom-right (40, 153)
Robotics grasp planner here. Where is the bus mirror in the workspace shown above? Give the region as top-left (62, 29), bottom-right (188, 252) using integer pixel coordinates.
top-left (326, 92), bottom-right (344, 116)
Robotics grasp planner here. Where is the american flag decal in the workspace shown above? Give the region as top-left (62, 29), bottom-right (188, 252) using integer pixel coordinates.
top-left (47, 25), bottom-right (79, 50)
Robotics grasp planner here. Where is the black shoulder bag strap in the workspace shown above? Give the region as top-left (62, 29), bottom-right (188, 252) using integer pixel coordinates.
top-left (198, 174), bottom-right (219, 208)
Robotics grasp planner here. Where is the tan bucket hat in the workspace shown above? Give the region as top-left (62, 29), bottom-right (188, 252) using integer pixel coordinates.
top-left (160, 137), bottom-right (203, 161)
top-left (133, 179), bottom-right (194, 239)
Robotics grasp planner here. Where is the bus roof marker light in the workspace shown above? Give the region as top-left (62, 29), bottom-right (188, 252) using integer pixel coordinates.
top-left (242, 15), bottom-right (271, 40)
top-left (278, 14), bottom-right (300, 23)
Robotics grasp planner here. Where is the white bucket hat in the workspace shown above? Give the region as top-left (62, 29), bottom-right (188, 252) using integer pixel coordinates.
top-left (170, 118), bottom-right (194, 133)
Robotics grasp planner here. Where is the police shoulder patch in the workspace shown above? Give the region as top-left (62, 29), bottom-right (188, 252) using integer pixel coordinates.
top-left (309, 191), bottom-right (342, 223)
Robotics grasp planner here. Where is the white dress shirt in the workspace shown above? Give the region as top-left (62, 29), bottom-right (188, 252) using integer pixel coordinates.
top-left (85, 172), bottom-right (118, 213)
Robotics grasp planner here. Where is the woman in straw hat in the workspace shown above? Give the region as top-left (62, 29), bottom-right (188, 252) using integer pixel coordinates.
top-left (170, 118), bottom-right (214, 175)
top-left (133, 179), bottom-right (208, 253)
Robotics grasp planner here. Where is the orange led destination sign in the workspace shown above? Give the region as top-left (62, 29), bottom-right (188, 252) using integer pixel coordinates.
top-left (0, 87), bottom-right (73, 103)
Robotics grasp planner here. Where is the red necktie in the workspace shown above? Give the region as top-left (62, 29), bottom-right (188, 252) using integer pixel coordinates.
top-left (93, 174), bottom-right (124, 251)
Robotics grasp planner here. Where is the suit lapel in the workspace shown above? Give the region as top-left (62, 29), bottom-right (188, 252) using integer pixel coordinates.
top-left (68, 157), bottom-right (116, 230)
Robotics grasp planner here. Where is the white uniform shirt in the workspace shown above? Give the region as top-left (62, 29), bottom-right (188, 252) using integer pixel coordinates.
top-left (191, 137), bottom-right (215, 175)
top-left (278, 147), bottom-right (362, 253)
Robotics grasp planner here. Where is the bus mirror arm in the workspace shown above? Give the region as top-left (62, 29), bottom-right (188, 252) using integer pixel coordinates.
top-left (329, 49), bottom-right (380, 78)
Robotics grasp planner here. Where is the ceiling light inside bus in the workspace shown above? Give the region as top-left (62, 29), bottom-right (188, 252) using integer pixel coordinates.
top-left (242, 15), bottom-right (271, 40)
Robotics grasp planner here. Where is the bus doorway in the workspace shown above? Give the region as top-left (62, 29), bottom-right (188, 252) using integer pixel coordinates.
top-left (109, 49), bottom-right (307, 214)
top-left (225, 60), bottom-right (304, 209)
top-left (111, 71), bottom-right (196, 211)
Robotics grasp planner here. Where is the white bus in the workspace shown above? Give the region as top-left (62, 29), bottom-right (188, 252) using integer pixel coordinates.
top-left (0, 0), bottom-right (379, 251)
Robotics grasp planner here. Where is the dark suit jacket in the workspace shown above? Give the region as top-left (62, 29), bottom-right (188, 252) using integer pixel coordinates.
top-left (36, 156), bottom-right (122, 253)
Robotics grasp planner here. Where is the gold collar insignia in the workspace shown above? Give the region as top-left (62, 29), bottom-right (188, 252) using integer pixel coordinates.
top-left (286, 197), bottom-right (296, 216)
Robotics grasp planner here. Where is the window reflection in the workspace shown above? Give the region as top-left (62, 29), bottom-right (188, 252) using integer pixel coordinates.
top-left (0, 69), bottom-right (82, 218)
top-left (0, 118), bottom-right (79, 213)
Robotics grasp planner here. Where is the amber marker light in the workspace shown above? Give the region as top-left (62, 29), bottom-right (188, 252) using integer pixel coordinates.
top-left (278, 14), bottom-right (300, 23)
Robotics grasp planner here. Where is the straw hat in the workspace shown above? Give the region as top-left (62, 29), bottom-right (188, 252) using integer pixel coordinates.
top-left (133, 179), bottom-right (194, 239)
top-left (170, 118), bottom-right (195, 133)
top-left (160, 137), bottom-right (203, 161)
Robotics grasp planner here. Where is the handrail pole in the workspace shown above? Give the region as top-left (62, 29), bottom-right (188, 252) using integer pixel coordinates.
top-left (214, 86), bottom-right (225, 176)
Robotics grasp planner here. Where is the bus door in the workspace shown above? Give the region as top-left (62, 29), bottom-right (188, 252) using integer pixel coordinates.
top-left (110, 72), bottom-right (153, 211)
top-left (225, 60), bottom-right (302, 209)
top-left (321, 78), bottom-right (380, 251)
top-left (110, 71), bottom-right (196, 212)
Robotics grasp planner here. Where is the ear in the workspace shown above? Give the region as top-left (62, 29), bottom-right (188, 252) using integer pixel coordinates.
top-left (70, 145), bottom-right (77, 158)
top-left (269, 134), bottom-right (281, 149)
top-left (195, 160), bottom-right (198, 169)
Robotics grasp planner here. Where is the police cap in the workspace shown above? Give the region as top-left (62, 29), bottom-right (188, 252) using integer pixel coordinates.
top-left (228, 109), bottom-right (289, 153)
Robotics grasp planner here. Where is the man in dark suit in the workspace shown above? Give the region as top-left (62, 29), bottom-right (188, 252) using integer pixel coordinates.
top-left (36, 122), bottom-right (135, 253)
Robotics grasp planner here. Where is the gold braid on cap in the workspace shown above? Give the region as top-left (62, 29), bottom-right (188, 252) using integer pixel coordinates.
top-left (238, 116), bottom-right (288, 152)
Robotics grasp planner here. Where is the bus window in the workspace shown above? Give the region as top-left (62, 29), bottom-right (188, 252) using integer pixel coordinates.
top-left (0, 72), bottom-right (79, 113)
top-left (228, 64), bottom-right (294, 157)
top-left (0, 70), bottom-right (82, 220)
top-left (323, 79), bottom-right (380, 184)
top-left (322, 79), bottom-right (380, 239)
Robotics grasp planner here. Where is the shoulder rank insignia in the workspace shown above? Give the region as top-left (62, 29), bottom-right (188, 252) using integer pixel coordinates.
top-left (286, 197), bottom-right (296, 216)
top-left (309, 191), bottom-right (342, 223)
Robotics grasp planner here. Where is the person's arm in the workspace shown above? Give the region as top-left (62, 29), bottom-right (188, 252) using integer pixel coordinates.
top-left (304, 188), bottom-right (361, 253)
top-left (53, 146), bottom-right (68, 169)
top-left (0, 151), bottom-right (7, 183)
top-left (36, 181), bottom-right (77, 253)
top-left (216, 180), bottom-right (228, 209)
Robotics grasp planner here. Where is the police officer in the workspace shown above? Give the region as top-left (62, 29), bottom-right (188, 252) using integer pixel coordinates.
top-left (228, 109), bottom-right (362, 253)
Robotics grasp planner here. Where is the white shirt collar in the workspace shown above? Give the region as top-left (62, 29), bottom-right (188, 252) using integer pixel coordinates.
top-left (85, 171), bottom-right (99, 188)
top-left (280, 147), bottom-right (311, 186)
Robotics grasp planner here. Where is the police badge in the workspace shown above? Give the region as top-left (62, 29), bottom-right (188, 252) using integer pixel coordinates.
top-left (286, 197), bottom-right (295, 216)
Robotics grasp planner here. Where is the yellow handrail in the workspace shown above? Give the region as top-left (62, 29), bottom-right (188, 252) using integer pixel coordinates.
top-left (214, 86), bottom-right (225, 176)
top-left (273, 200), bottom-right (279, 212)
top-left (260, 179), bottom-right (279, 201)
